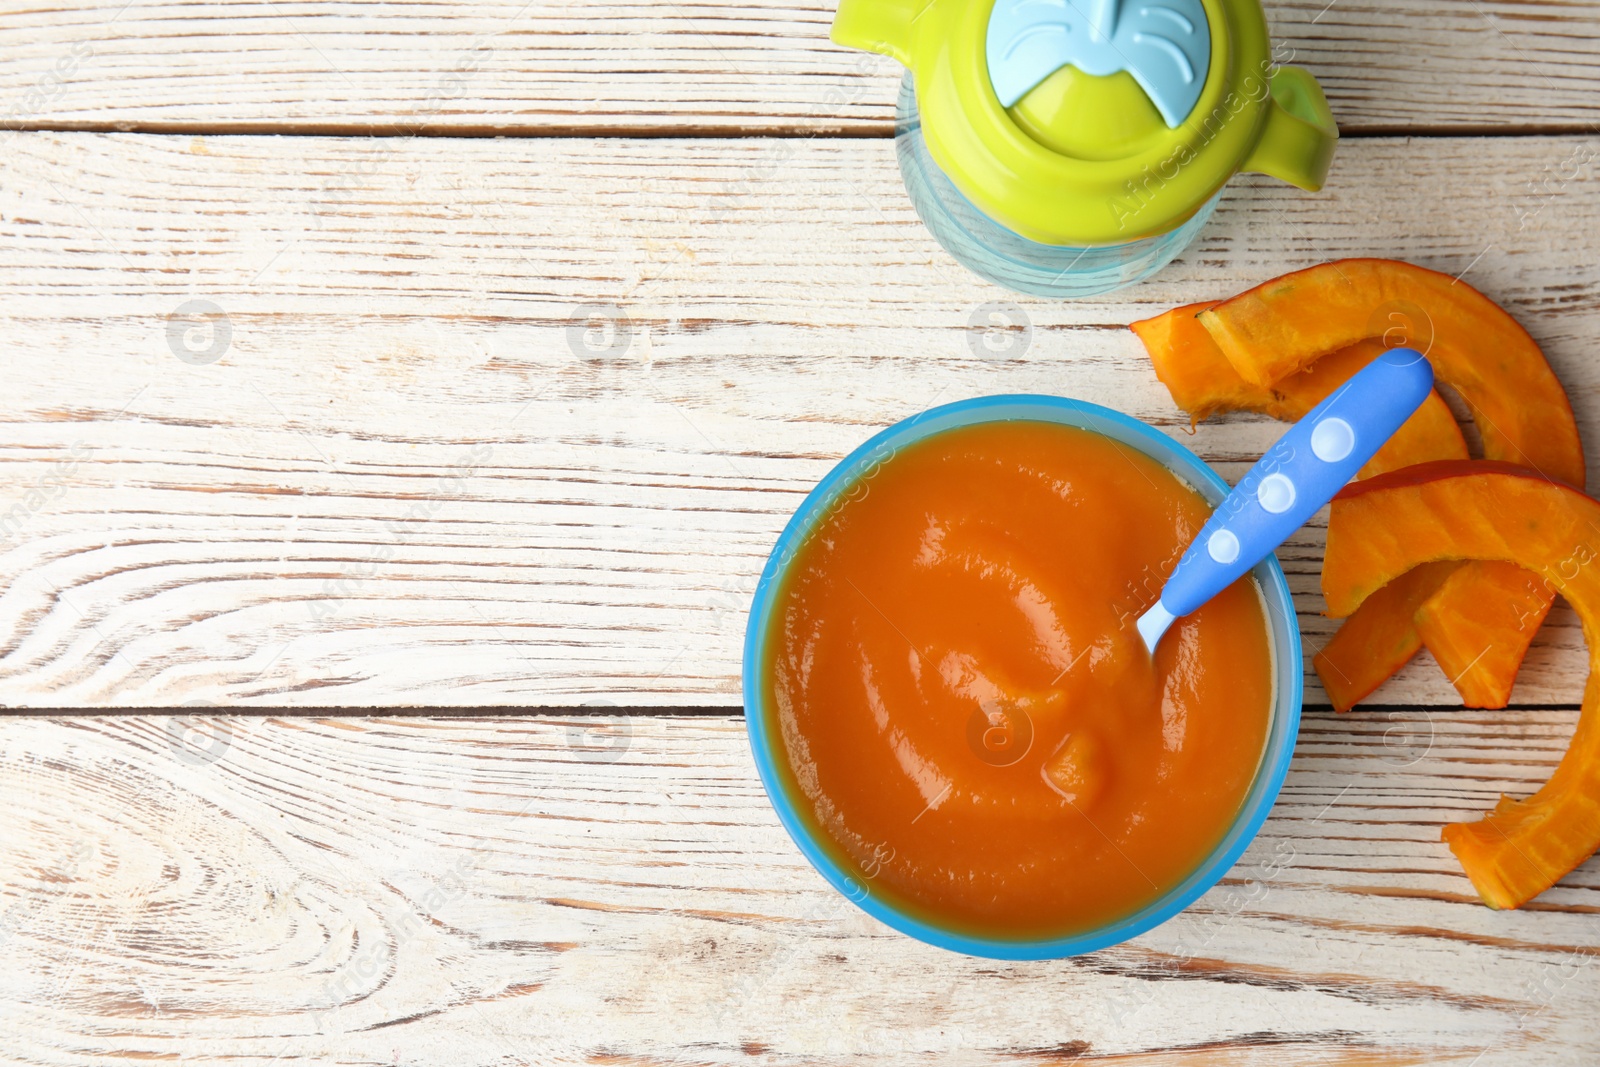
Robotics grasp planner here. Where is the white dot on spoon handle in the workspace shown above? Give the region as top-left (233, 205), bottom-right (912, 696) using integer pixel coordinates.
top-left (1256, 472), bottom-right (1296, 514)
top-left (1206, 529), bottom-right (1240, 564)
top-left (1311, 416), bottom-right (1355, 463)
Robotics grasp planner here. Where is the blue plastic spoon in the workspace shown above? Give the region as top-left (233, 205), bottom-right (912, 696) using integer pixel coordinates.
top-left (1136, 347), bottom-right (1436, 654)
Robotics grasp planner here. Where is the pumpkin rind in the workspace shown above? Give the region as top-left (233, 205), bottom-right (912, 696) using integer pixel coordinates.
top-left (1131, 287), bottom-right (1550, 708)
top-left (1140, 260), bottom-right (1581, 709)
top-left (1131, 303), bottom-right (1467, 475)
top-left (1324, 461), bottom-right (1600, 908)
top-left (1195, 259), bottom-right (1585, 488)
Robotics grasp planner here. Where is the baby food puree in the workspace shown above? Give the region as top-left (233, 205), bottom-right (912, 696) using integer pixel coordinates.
top-left (766, 420), bottom-right (1273, 939)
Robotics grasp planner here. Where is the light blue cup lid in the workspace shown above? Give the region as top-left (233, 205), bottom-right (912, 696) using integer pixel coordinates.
top-left (987, 0), bottom-right (1212, 126)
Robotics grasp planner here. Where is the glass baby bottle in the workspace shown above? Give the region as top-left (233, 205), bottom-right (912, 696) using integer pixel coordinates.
top-left (831, 0), bottom-right (1340, 298)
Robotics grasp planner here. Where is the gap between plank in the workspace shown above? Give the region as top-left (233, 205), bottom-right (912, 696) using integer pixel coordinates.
top-left (0, 704), bottom-right (1581, 717)
top-left (0, 705), bottom-right (746, 717)
top-left (1, 120), bottom-right (1595, 139)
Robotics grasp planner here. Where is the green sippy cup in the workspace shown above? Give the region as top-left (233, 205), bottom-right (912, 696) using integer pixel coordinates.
top-left (832, 0), bottom-right (1339, 297)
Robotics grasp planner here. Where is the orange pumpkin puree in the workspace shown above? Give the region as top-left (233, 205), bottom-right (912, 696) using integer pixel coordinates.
top-left (767, 421), bottom-right (1274, 939)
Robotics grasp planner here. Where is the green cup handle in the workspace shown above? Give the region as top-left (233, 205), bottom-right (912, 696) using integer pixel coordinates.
top-left (830, 0), bottom-right (925, 67)
top-left (1242, 65), bottom-right (1339, 192)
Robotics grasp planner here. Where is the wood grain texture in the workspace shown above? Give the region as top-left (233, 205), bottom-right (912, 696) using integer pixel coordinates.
top-left (0, 713), bottom-right (1595, 1065)
top-left (2, 131), bottom-right (1598, 707)
top-left (0, 0), bottom-right (1596, 136)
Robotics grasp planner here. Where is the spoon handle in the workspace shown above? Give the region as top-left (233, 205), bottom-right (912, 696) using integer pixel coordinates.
top-left (1137, 347), bottom-right (1435, 653)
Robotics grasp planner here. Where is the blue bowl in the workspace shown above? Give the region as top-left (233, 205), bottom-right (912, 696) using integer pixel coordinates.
top-left (743, 394), bottom-right (1303, 960)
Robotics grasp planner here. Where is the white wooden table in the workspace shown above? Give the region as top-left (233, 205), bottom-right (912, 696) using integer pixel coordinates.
top-left (2, 2), bottom-right (1599, 1062)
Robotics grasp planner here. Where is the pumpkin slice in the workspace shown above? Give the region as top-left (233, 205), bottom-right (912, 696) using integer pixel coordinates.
top-left (1126, 295), bottom-right (1510, 710)
top-left (1194, 259), bottom-right (1585, 485)
top-left (1323, 460), bottom-right (1600, 908)
top-left (1313, 561), bottom-right (1460, 712)
top-left (1131, 301), bottom-right (1262, 423)
top-left (1414, 561), bottom-right (1555, 708)
top-left (1132, 302), bottom-right (1468, 475)
top-left (1171, 260), bottom-right (1583, 708)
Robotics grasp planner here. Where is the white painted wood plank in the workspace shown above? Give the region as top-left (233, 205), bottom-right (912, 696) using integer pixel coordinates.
top-left (0, 714), bottom-right (1594, 1064)
top-left (0, 131), bottom-right (1597, 707)
top-left (0, 0), bottom-right (1595, 135)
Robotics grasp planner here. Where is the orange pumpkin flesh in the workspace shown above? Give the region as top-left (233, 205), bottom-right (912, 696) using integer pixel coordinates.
top-left (1142, 260), bottom-right (1582, 709)
top-left (1130, 301), bottom-right (1261, 423)
top-left (1130, 294), bottom-right (1548, 708)
top-left (1414, 561), bottom-right (1555, 708)
top-left (1195, 259), bottom-right (1585, 487)
top-left (1324, 461), bottom-right (1600, 908)
top-left (1313, 561), bottom-right (1459, 712)
top-left (1131, 304), bottom-right (1468, 475)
